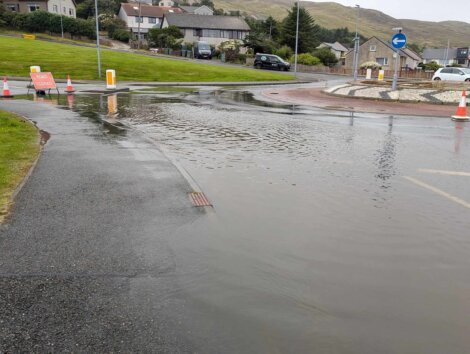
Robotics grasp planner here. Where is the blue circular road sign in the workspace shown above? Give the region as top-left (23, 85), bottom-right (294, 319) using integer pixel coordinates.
top-left (391, 33), bottom-right (407, 49)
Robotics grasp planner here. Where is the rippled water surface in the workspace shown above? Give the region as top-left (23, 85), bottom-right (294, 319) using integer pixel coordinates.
top-left (70, 90), bottom-right (470, 353)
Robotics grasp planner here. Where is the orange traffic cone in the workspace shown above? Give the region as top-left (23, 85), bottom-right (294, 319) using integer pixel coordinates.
top-left (452, 90), bottom-right (470, 121)
top-left (65, 74), bottom-right (75, 93)
top-left (1, 77), bottom-right (13, 98)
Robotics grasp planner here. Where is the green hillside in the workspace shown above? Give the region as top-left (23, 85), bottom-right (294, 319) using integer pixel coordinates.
top-left (215, 0), bottom-right (470, 48)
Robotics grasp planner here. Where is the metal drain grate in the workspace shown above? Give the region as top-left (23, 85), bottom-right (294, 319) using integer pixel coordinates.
top-left (189, 192), bottom-right (212, 207)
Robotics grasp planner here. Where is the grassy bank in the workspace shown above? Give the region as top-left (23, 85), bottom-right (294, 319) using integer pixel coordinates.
top-left (0, 36), bottom-right (293, 82)
top-left (0, 110), bottom-right (40, 222)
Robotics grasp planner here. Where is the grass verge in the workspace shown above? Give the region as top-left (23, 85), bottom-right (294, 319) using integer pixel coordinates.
top-left (0, 110), bottom-right (40, 223)
top-left (0, 36), bottom-right (294, 82)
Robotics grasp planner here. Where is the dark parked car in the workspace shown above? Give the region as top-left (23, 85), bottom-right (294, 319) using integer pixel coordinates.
top-left (254, 53), bottom-right (291, 71)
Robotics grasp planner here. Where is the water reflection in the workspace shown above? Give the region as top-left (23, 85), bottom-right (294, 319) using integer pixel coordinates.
top-left (454, 121), bottom-right (464, 154)
top-left (375, 116), bottom-right (397, 194)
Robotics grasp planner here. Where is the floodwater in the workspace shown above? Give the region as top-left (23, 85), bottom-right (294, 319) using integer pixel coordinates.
top-left (53, 89), bottom-right (470, 353)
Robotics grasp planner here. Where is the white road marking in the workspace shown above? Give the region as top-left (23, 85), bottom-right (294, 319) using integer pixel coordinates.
top-left (404, 176), bottom-right (470, 209)
top-left (418, 169), bottom-right (470, 177)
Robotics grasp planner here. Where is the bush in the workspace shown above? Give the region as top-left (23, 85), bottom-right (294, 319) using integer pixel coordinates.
top-left (360, 61), bottom-right (382, 70)
top-left (238, 53), bottom-right (247, 63)
top-left (112, 28), bottom-right (130, 42)
top-left (0, 9), bottom-right (95, 39)
top-left (291, 53), bottom-right (320, 66)
top-left (421, 61), bottom-right (441, 71)
top-left (312, 47), bottom-right (338, 67)
top-left (274, 45), bottom-right (293, 60)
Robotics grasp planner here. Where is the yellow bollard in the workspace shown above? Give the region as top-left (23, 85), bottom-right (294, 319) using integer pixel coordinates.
top-left (106, 69), bottom-right (116, 89)
top-left (30, 66), bottom-right (41, 73)
top-left (378, 70), bottom-right (385, 81)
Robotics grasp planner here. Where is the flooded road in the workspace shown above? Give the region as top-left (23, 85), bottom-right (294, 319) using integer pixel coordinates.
top-left (56, 89), bottom-right (470, 352)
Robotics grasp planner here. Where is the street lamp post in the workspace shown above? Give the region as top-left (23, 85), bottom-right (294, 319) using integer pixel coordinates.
top-left (352, 4), bottom-right (360, 81)
top-left (94, 0), bottom-right (101, 78)
top-left (59, 0), bottom-right (64, 38)
top-left (134, 3), bottom-right (142, 50)
top-left (294, 0), bottom-right (300, 77)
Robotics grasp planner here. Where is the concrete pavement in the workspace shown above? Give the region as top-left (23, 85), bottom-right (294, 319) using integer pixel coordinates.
top-left (0, 100), bottom-right (202, 351)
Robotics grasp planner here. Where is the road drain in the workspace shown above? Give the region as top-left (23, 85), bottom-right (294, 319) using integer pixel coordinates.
top-left (189, 192), bottom-right (212, 207)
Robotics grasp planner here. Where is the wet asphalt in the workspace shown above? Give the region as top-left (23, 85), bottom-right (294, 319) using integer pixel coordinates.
top-left (1, 85), bottom-right (470, 353)
top-left (0, 100), bottom-right (202, 352)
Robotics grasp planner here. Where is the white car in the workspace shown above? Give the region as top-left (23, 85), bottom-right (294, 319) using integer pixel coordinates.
top-left (432, 67), bottom-right (470, 82)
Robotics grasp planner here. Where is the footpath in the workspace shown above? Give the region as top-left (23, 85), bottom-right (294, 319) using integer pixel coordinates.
top-left (0, 100), bottom-right (200, 351)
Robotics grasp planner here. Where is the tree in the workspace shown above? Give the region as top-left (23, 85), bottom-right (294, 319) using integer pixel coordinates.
top-left (281, 4), bottom-right (320, 53)
top-left (148, 25), bottom-right (183, 49)
top-left (407, 42), bottom-right (424, 55)
top-left (261, 16), bottom-right (280, 41)
top-left (312, 47), bottom-right (338, 66)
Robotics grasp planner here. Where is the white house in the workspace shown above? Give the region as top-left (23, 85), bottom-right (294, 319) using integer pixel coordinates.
top-left (2, 0), bottom-right (76, 18)
top-left (118, 3), bottom-right (182, 40)
top-left (158, 0), bottom-right (173, 6)
top-left (161, 13), bottom-right (250, 47)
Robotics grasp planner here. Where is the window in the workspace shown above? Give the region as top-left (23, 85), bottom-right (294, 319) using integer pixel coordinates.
top-left (369, 45), bottom-right (377, 52)
top-left (6, 3), bottom-right (19, 11)
top-left (135, 16), bottom-right (143, 23)
top-left (52, 4), bottom-right (58, 12)
top-left (28, 4), bottom-right (41, 11)
top-left (193, 29), bottom-right (202, 37)
top-left (202, 29), bottom-right (221, 38)
top-left (148, 17), bottom-right (157, 24)
top-left (376, 57), bottom-right (388, 65)
top-left (441, 68), bottom-right (452, 74)
top-left (69, 8), bottom-right (73, 16)
top-left (63, 6), bottom-right (66, 13)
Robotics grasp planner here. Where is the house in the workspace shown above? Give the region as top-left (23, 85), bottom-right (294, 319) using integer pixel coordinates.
top-left (179, 5), bottom-right (213, 16)
top-left (158, 0), bottom-right (173, 6)
top-left (118, 3), bottom-right (182, 40)
top-left (1, 0), bottom-right (76, 18)
top-left (317, 42), bottom-right (349, 65)
top-left (422, 47), bottom-right (470, 67)
top-left (344, 36), bottom-right (422, 70)
top-left (161, 13), bottom-right (250, 47)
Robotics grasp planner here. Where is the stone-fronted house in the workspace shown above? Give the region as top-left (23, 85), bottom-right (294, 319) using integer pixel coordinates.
top-left (118, 3), bottom-right (182, 40)
top-left (345, 36), bottom-right (422, 70)
top-left (1, 0), bottom-right (76, 17)
top-left (161, 13), bottom-right (250, 47)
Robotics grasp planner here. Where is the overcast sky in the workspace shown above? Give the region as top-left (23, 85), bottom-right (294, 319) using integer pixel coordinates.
top-left (306, 0), bottom-right (470, 23)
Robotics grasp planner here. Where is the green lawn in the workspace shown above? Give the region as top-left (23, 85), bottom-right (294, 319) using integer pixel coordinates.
top-left (0, 36), bottom-right (293, 82)
top-left (0, 110), bottom-right (40, 222)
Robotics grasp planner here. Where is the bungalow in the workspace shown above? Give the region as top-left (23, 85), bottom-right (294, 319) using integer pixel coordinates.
top-left (118, 3), bottom-right (182, 40)
top-left (422, 47), bottom-right (470, 67)
top-left (179, 5), bottom-right (213, 16)
top-left (317, 42), bottom-right (349, 65)
top-left (1, 0), bottom-right (76, 17)
top-left (345, 36), bottom-right (422, 70)
top-left (161, 13), bottom-right (250, 47)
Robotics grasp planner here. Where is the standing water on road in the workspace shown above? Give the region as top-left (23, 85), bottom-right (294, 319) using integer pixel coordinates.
top-left (74, 89), bottom-right (470, 353)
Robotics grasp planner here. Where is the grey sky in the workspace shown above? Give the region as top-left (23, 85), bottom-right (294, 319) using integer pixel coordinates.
top-left (306, 0), bottom-right (470, 23)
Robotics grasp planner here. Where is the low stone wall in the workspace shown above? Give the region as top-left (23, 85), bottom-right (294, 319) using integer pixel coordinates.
top-left (325, 84), bottom-right (469, 105)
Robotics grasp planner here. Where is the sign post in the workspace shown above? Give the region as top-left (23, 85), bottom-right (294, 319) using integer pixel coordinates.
top-left (29, 72), bottom-right (59, 95)
top-left (391, 30), bottom-right (407, 91)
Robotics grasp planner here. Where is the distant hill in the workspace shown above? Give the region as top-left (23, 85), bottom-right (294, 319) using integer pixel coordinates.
top-left (214, 0), bottom-right (470, 48)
